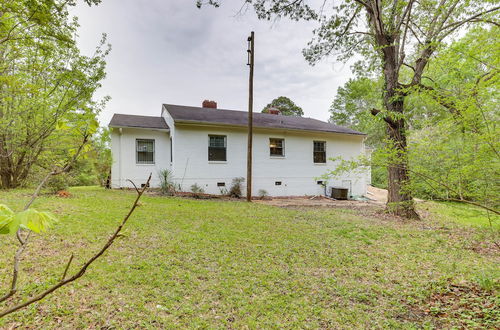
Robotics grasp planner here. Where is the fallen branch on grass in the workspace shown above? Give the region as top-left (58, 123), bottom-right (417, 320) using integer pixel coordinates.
top-left (0, 174), bottom-right (151, 318)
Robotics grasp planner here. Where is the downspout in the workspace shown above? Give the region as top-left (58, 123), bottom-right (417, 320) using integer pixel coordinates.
top-left (119, 127), bottom-right (123, 187)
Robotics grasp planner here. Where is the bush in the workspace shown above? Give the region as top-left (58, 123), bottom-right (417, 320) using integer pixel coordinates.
top-left (190, 183), bottom-right (205, 198)
top-left (74, 173), bottom-right (99, 186)
top-left (229, 177), bottom-right (245, 198)
top-left (158, 169), bottom-right (178, 196)
top-left (47, 174), bottom-right (69, 193)
top-left (258, 189), bottom-right (268, 199)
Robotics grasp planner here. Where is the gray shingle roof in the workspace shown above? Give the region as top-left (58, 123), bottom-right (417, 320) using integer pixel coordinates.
top-left (163, 104), bottom-right (365, 135)
top-left (109, 114), bottom-right (169, 130)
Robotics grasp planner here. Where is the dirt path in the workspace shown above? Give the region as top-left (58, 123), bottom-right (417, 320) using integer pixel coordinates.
top-left (254, 185), bottom-right (388, 211)
top-left (366, 185), bottom-right (387, 204)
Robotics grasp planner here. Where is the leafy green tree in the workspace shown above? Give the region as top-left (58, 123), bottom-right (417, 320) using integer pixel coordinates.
top-left (326, 27), bottom-right (499, 214)
top-left (0, 1), bottom-right (109, 188)
top-left (262, 96), bottom-right (304, 116)
top-left (0, 0), bottom-right (101, 45)
top-left (330, 77), bottom-right (384, 147)
top-left (200, 0), bottom-right (499, 217)
top-left (406, 27), bottom-right (499, 212)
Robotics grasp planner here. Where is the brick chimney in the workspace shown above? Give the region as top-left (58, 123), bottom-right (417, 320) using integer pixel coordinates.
top-left (202, 100), bottom-right (217, 109)
top-left (266, 107), bottom-right (281, 115)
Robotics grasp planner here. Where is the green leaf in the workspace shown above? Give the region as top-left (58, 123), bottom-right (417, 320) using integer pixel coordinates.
top-left (0, 204), bottom-right (14, 216)
top-left (15, 209), bottom-right (58, 233)
top-left (0, 204), bottom-right (15, 234)
top-left (0, 205), bottom-right (58, 235)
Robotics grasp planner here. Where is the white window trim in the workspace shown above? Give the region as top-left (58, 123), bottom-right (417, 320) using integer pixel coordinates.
top-left (313, 140), bottom-right (327, 164)
top-left (136, 139), bottom-right (155, 165)
top-left (208, 135), bottom-right (227, 162)
top-left (269, 138), bottom-right (285, 157)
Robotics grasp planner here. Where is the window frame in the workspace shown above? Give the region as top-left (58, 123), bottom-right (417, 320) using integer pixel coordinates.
top-left (313, 141), bottom-right (326, 164)
top-left (136, 139), bottom-right (155, 165)
top-left (269, 138), bottom-right (285, 157)
top-left (208, 135), bottom-right (227, 162)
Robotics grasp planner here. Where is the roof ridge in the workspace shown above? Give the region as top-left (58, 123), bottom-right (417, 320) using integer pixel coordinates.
top-left (163, 104), bottom-right (365, 135)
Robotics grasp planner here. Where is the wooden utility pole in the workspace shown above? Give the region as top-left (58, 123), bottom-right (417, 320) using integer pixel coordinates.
top-left (246, 31), bottom-right (254, 202)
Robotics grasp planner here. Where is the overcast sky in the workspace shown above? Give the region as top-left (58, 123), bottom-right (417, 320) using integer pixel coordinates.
top-left (73, 0), bottom-right (354, 126)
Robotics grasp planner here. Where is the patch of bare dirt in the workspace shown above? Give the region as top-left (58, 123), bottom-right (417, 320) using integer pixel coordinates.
top-left (366, 185), bottom-right (388, 204)
top-left (253, 196), bottom-right (380, 209)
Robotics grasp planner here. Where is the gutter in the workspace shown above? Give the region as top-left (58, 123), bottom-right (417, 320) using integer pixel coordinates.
top-left (173, 120), bottom-right (366, 137)
top-left (109, 125), bottom-right (170, 132)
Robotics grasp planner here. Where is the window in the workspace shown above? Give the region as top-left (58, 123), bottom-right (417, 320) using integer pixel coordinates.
top-left (217, 182), bottom-right (225, 187)
top-left (208, 135), bottom-right (226, 161)
top-left (275, 181), bottom-right (282, 186)
top-left (269, 138), bottom-right (284, 157)
top-left (136, 139), bottom-right (155, 164)
top-left (313, 141), bottom-right (326, 163)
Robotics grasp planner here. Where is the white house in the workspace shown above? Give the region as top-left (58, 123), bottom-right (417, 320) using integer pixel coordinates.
top-left (109, 101), bottom-right (369, 197)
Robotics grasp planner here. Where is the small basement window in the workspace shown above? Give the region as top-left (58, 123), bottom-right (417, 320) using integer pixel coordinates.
top-left (269, 138), bottom-right (285, 157)
top-left (217, 182), bottom-right (225, 187)
top-left (136, 139), bottom-right (155, 164)
top-left (208, 135), bottom-right (227, 161)
top-left (275, 181), bottom-right (282, 186)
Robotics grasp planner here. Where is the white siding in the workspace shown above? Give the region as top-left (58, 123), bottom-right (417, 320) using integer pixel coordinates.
top-left (170, 124), bottom-right (368, 197)
top-left (110, 127), bottom-right (170, 188)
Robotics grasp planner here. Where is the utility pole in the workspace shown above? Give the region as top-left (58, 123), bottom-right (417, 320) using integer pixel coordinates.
top-left (246, 31), bottom-right (254, 202)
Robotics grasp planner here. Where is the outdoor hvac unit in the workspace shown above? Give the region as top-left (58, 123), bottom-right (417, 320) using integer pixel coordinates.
top-left (330, 187), bottom-right (349, 200)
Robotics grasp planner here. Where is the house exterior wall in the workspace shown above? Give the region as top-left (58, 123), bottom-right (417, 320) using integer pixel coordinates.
top-left (170, 124), bottom-right (368, 197)
top-left (110, 127), bottom-right (170, 188)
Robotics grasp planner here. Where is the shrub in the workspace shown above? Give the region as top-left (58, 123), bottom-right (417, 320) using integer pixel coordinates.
top-left (190, 183), bottom-right (205, 198)
top-left (258, 189), bottom-right (268, 199)
top-left (158, 169), bottom-right (178, 196)
top-left (229, 177), bottom-right (245, 198)
top-left (47, 174), bottom-right (69, 193)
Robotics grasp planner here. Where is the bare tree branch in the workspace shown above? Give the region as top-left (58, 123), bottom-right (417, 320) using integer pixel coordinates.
top-left (0, 133), bottom-right (90, 303)
top-left (61, 254), bottom-right (74, 281)
top-left (126, 179), bottom-right (140, 194)
top-left (0, 174), bottom-right (152, 318)
top-left (370, 108), bottom-right (397, 126)
top-left (439, 6), bottom-right (500, 38)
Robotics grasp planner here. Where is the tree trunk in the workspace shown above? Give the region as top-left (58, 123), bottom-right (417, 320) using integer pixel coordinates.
top-left (385, 114), bottom-right (419, 219)
top-left (376, 36), bottom-right (419, 218)
top-left (0, 171), bottom-right (13, 189)
top-left (383, 68), bottom-right (419, 219)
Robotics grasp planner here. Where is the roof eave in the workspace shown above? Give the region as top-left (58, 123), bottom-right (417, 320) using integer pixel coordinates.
top-left (109, 124), bottom-right (170, 132)
top-left (173, 119), bottom-right (365, 136)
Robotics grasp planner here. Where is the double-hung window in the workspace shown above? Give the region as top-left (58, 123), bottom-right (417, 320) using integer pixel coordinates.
top-left (136, 139), bottom-right (155, 164)
top-left (208, 135), bottom-right (227, 161)
top-left (269, 138), bottom-right (284, 157)
top-left (313, 141), bottom-right (326, 163)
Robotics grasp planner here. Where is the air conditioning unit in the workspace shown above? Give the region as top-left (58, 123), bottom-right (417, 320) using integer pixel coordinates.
top-left (330, 187), bottom-right (348, 200)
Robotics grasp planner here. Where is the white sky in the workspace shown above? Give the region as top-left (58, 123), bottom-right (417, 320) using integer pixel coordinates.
top-left (72, 0), bottom-right (354, 126)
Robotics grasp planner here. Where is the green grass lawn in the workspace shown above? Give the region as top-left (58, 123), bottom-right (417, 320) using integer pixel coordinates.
top-left (0, 187), bottom-right (498, 328)
top-left (420, 200), bottom-right (500, 229)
